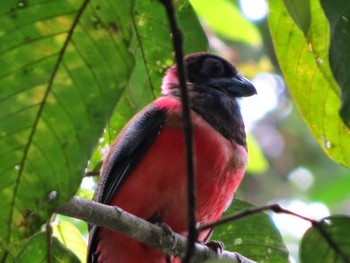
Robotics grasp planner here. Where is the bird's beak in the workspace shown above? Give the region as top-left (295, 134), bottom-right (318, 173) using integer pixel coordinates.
top-left (227, 74), bottom-right (257, 97)
top-left (207, 74), bottom-right (257, 98)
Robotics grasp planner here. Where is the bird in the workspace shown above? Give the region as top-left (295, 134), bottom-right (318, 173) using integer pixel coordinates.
top-left (87, 52), bottom-right (257, 263)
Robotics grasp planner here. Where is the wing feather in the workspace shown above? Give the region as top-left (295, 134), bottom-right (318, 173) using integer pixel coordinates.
top-left (87, 103), bottom-right (166, 263)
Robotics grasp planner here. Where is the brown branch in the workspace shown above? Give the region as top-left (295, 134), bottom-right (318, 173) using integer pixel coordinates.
top-left (158, 1), bottom-right (197, 262)
top-left (198, 203), bottom-right (318, 232)
top-left (56, 197), bottom-right (256, 263)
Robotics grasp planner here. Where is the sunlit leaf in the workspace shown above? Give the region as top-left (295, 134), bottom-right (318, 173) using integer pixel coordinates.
top-left (76, 187), bottom-right (94, 200)
top-left (211, 199), bottom-right (289, 263)
top-left (0, 0), bottom-right (135, 259)
top-left (246, 134), bottom-right (268, 174)
top-left (320, 0), bottom-right (350, 127)
top-left (58, 215), bottom-right (89, 240)
top-left (300, 216), bottom-right (350, 263)
top-left (53, 220), bottom-right (87, 262)
top-left (190, 0), bottom-right (261, 46)
top-left (282, 0), bottom-right (311, 36)
top-left (15, 232), bottom-right (80, 263)
top-left (268, 0), bottom-right (350, 168)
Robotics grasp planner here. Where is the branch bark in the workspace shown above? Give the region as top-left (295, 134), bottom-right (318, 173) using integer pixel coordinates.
top-left (55, 197), bottom-right (256, 263)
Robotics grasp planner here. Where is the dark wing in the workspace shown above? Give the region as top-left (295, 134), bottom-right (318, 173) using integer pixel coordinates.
top-left (87, 103), bottom-right (166, 263)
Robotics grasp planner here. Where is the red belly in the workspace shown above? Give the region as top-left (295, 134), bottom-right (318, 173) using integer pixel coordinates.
top-left (97, 100), bottom-right (247, 263)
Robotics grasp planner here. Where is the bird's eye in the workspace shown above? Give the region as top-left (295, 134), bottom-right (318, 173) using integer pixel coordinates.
top-left (200, 58), bottom-right (225, 77)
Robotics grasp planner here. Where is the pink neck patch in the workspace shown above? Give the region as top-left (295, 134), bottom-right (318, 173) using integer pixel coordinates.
top-left (154, 96), bottom-right (181, 111)
top-left (161, 68), bottom-right (179, 95)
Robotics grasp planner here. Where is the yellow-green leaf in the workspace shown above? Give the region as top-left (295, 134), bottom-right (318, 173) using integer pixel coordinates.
top-left (53, 221), bottom-right (87, 263)
top-left (268, 0), bottom-right (350, 167)
top-left (190, 0), bottom-right (261, 46)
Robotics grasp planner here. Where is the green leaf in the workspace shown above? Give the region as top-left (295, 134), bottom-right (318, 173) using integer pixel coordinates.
top-left (190, 0), bottom-right (261, 46)
top-left (76, 187), bottom-right (94, 200)
top-left (15, 232), bottom-right (80, 263)
top-left (58, 215), bottom-right (89, 239)
top-left (300, 216), bottom-right (350, 263)
top-left (282, 0), bottom-right (311, 36)
top-left (53, 220), bottom-right (87, 262)
top-left (268, 0), bottom-right (350, 167)
top-left (246, 134), bottom-right (268, 174)
top-left (320, 0), bottom-right (350, 127)
top-left (0, 0), bottom-right (135, 258)
top-left (211, 199), bottom-right (289, 263)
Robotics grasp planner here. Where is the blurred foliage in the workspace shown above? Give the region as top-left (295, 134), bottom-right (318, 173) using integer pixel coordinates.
top-left (246, 134), bottom-right (268, 173)
top-left (15, 232), bottom-right (80, 263)
top-left (52, 220), bottom-right (87, 262)
top-left (300, 216), bottom-right (350, 263)
top-left (1, 0), bottom-right (350, 262)
top-left (211, 199), bottom-right (289, 262)
top-left (189, 0), bottom-right (261, 46)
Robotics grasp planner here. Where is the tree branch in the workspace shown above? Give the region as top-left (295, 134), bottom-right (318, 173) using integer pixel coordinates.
top-left (56, 197), bottom-right (256, 263)
top-left (198, 203), bottom-right (318, 232)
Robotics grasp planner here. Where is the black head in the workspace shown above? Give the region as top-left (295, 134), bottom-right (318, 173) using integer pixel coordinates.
top-left (161, 52), bottom-right (257, 98)
top-left (161, 52), bottom-right (256, 146)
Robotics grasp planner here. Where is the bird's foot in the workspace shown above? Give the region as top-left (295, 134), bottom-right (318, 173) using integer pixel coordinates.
top-left (205, 240), bottom-right (225, 254)
top-left (155, 223), bottom-right (177, 263)
top-left (148, 214), bottom-right (177, 247)
top-left (156, 222), bottom-right (176, 243)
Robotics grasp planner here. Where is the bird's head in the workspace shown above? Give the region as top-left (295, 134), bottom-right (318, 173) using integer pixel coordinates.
top-left (161, 52), bottom-right (257, 99)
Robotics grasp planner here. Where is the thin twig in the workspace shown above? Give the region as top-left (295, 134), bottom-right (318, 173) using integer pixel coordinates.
top-left (158, 1), bottom-right (197, 262)
top-left (84, 171), bottom-right (100, 177)
top-left (45, 222), bottom-right (53, 263)
top-left (198, 203), bottom-right (348, 262)
top-left (198, 203), bottom-right (318, 232)
top-left (56, 197), bottom-right (256, 263)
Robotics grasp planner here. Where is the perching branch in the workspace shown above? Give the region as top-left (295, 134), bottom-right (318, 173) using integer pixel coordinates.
top-left (158, 1), bottom-right (197, 262)
top-left (56, 197), bottom-right (256, 263)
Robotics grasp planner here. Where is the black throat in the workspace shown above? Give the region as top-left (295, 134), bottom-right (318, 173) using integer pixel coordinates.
top-left (189, 86), bottom-right (247, 148)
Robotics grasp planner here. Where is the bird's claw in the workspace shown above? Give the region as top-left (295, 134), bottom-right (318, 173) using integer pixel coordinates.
top-left (206, 240), bottom-right (225, 254)
top-left (156, 222), bottom-right (177, 248)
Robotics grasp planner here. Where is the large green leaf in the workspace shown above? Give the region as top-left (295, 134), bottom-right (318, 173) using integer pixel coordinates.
top-left (211, 199), bottom-right (289, 263)
top-left (268, 0), bottom-right (350, 167)
top-left (282, 0), bottom-right (311, 36)
top-left (300, 216), bottom-right (350, 263)
top-left (15, 232), bottom-right (80, 263)
top-left (320, 0), bottom-right (350, 127)
top-left (0, 0), bottom-right (135, 260)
